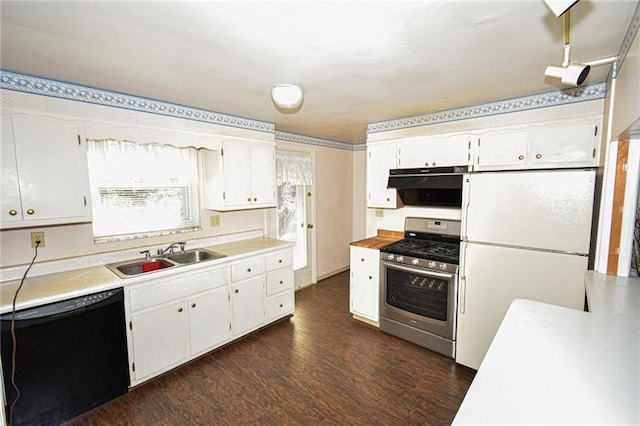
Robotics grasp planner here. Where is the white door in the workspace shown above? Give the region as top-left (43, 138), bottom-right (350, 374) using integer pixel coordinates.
top-left (398, 134), bottom-right (469, 168)
top-left (456, 242), bottom-right (588, 370)
top-left (11, 116), bottom-right (90, 224)
top-left (476, 131), bottom-right (529, 170)
top-left (130, 301), bottom-right (190, 380)
top-left (250, 142), bottom-right (276, 206)
top-left (188, 287), bottom-right (231, 355)
top-left (221, 141), bottom-right (253, 208)
top-left (231, 277), bottom-right (265, 335)
top-left (367, 142), bottom-right (397, 208)
top-left (463, 169), bottom-right (596, 253)
top-left (529, 122), bottom-right (598, 166)
top-left (350, 266), bottom-right (378, 321)
top-left (276, 150), bottom-right (315, 288)
top-left (1, 115), bottom-right (21, 225)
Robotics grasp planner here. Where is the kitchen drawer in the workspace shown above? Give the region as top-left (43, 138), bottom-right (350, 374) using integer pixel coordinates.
top-left (231, 257), bottom-right (264, 282)
top-left (266, 269), bottom-right (294, 297)
top-left (129, 267), bottom-right (229, 312)
top-left (264, 249), bottom-right (293, 272)
top-left (350, 246), bottom-right (380, 269)
top-left (266, 290), bottom-right (294, 322)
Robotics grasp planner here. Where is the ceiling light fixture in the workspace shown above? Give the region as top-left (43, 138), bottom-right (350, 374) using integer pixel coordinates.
top-left (544, 8), bottom-right (617, 87)
top-left (271, 84), bottom-right (304, 110)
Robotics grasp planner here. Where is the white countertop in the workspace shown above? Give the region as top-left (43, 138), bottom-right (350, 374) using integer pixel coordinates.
top-left (453, 272), bottom-right (640, 425)
top-left (0, 237), bottom-right (292, 314)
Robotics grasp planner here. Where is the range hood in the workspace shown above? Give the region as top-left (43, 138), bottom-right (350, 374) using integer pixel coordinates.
top-left (387, 166), bottom-right (466, 207)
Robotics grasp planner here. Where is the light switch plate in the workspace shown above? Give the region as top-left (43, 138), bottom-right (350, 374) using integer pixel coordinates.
top-left (209, 215), bottom-right (221, 227)
top-left (375, 209), bottom-right (384, 218)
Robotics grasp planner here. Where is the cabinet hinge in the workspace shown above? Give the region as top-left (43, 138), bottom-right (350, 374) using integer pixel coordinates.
top-left (229, 323), bottom-right (232, 331)
top-left (132, 362), bottom-right (135, 372)
top-left (223, 192), bottom-right (226, 200)
top-left (368, 151), bottom-right (371, 158)
top-left (594, 125), bottom-right (598, 136)
top-left (77, 135), bottom-right (81, 145)
top-left (221, 148), bottom-right (224, 156)
top-left (129, 321), bottom-right (132, 330)
top-left (83, 196), bottom-right (87, 207)
top-left (593, 148), bottom-right (596, 158)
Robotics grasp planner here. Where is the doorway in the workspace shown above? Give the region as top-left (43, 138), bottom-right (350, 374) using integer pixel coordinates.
top-left (276, 150), bottom-right (315, 288)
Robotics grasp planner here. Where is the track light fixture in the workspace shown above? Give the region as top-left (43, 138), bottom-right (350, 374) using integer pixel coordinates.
top-left (544, 7), bottom-right (617, 87)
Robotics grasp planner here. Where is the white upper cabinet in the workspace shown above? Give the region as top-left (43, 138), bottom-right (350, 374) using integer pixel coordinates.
top-left (1, 115), bottom-right (92, 229)
top-left (203, 139), bottom-right (276, 211)
top-left (474, 119), bottom-right (601, 171)
top-left (397, 134), bottom-right (470, 169)
top-left (367, 142), bottom-right (398, 208)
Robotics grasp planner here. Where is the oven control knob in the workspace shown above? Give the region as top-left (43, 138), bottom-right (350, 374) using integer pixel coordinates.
top-left (439, 263), bottom-right (447, 271)
top-left (396, 256), bottom-right (404, 263)
top-left (387, 254), bottom-right (395, 261)
top-left (412, 259), bottom-right (420, 266)
top-left (428, 261), bottom-right (436, 269)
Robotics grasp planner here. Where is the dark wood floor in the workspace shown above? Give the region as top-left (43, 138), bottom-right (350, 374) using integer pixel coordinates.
top-left (66, 271), bottom-right (475, 425)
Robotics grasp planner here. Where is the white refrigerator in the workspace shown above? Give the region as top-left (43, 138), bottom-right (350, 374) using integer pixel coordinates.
top-left (456, 169), bottom-right (596, 369)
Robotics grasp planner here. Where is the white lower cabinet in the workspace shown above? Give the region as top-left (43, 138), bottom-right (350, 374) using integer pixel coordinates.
top-left (349, 246), bottom-right (380, 325)
top-left (125, 246), bottom-right (295, 386)
top-left (231, 276), bottom-right (265, 336)
top-left (130, 300), bottom-right (191, 381)
top-left (189, 287), bottom-right (231, 355)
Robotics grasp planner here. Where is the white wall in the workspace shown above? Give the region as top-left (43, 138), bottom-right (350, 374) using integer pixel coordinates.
top-left (612, 30), bottom-right (640, 139)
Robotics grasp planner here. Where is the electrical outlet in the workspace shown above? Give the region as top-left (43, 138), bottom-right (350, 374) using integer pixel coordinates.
top-left (209, 215), bottom-right (221, 227)
top-left (31, 232), bottom-right (45, 248)
top-left (375, 209), bottom-right (384, 218)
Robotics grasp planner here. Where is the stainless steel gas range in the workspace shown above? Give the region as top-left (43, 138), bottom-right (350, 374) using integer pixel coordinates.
top-left (379, 217), bottom-right (460, 358)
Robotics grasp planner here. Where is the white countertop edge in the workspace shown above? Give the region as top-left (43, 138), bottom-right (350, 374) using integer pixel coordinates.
top-left (0, 237), bottom-right (294, 314)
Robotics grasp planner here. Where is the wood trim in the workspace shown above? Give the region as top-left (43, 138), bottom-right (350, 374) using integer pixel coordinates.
top-left (377, 229), bottom-right (404, 239)
top-left (607, 139), bottom-right (629, 275)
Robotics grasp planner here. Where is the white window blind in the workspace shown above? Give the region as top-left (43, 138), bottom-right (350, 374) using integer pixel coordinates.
top-left (87, 139), bottom-right (200, 240)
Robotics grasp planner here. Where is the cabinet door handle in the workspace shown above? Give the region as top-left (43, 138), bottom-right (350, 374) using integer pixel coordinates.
top-left (432, 162), bottom-right (437, 167)
top-left (278, 259), bottom-right (282, 263)
top-left (518, 155), bottom-right (524, 161)
top-left (535, 153), bottom-right (542, 159)
top-left (307, 224), bottom-right (313, 229)
top-left (234, 289), bottom-right (239, 293)
top-left (279, 280), bottom-right (283, 285)
top-left (178, 307), bottom-right (183, 313)
top-left (26, 209), bottom-right (35, 215)
top-left (191, 303), bottom-right (196, 308)
top-left (369, 275), bottom-right (373, 280)
top-left (247, 267), bottom-right (252, 272)
top-left (386, 197), bottom-right (390, 202)
top-left (247, 197), bottom-right (252, 202)
top-left (8, 209), bottom-right (17, 216)
top-left (424, 161), bottom-right (429, 167)
top-left (253, 197), bottom-right (257, 202)
top-left (279, 304), bottom-right (283, 308)
top-left (361, 257), bottom-right (365, 262)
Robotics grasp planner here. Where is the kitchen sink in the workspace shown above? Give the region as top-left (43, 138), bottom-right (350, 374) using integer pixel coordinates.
top-left (166, 248), bottom-right (225, 264)
top-left (114, 259), bottom-right (174, 276)
top-left (106, 248), bottom-right (226, 278)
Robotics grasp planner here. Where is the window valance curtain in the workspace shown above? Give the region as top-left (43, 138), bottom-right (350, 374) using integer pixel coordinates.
top-left (276, 151), bottom-right (313, 186)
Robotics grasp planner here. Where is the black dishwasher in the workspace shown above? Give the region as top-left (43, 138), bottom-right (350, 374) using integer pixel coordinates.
top-left (1, 288), bottom-right (130, 426)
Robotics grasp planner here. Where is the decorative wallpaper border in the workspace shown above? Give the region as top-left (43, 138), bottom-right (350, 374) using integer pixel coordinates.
top-left (0, 70), bottom-right (275, 134)
top-left (613, 0), bottom-right (640, 79)
top-left (367, 82), bottom-right (607, 134)
top-left (276, 131), bottom-right (365, 151)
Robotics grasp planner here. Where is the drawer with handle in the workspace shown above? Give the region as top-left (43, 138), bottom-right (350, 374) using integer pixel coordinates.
top-left (231, 258), bottom-right (264, 282)
top-left (266, 269), bottom-right (294, 296)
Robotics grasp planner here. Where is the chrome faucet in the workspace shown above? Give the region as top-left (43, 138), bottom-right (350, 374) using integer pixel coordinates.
top-left (157, 241), bottom-right (186, 256)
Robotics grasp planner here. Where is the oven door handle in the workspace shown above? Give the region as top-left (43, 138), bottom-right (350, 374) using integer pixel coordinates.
top-left (382, 262), bottom-right (456, 280)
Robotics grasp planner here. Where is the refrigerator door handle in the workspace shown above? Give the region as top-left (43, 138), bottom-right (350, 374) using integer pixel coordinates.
top-left (459, 275), bottom-right (467, 314)
top-left (461, 174), bottom-right (471, 240)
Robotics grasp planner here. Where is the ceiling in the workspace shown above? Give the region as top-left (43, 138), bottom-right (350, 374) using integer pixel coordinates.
top-left (1, 1), bottom-right (638, 144)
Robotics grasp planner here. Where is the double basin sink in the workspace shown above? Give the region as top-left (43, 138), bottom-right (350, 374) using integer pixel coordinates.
top-left (106, 248), bottom-right (226, 279)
